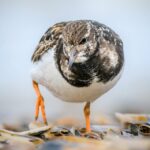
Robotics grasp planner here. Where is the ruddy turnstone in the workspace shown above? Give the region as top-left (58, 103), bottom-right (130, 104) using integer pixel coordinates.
top-left (31, 20), bottom-right (124, 132)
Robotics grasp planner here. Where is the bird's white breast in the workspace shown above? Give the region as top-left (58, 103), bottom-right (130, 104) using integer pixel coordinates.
top-left (31, 50), bottom-right (123, 103)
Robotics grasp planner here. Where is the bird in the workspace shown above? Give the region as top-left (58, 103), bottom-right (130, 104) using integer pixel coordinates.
top-left (31, 20), bottom-right (124, 132)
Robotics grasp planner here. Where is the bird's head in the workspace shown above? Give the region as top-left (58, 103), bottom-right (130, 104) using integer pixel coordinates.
top-left (62, 21), bottom-right (98, 68)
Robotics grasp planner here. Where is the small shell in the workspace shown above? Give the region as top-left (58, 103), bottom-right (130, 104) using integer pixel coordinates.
top-left (121, 125), bottom-right (139, 137)
top-left (139, 123), bottom-right (150, 136)
top-left (72, 127), bottom-right (105, 140)
top-left (0, 129), bottom-right (44, 145)
top-left (84, 132), bottom-right (102, 140)
top-left (50, 126), bottom-right (72, 136)
top-left (20, 125), bottom-right (51, 136)
top-left (115, 113), bottom-right (150, 126)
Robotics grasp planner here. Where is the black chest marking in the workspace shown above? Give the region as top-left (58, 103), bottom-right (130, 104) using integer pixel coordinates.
top-left (55, 40), bottom-right (94, 87)
top-left (54, 39), bottom-right (124, 88)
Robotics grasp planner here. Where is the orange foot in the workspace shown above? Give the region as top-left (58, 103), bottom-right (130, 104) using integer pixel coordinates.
top-left (84, 102), bottom-right (91, 132)
top-left (33, 81), bottom-right (48, 125)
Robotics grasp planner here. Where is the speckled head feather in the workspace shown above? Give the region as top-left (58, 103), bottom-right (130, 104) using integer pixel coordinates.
top-left (62, 21), bottom-right (98, 65)
top-left (63, 21), bottom-right (89, 45)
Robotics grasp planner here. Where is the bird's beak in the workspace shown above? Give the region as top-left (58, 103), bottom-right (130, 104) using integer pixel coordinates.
top-left (68, 49), bottom-right (78, 69)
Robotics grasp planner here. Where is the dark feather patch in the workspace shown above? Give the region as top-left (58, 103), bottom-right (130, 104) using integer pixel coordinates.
top-left (31, 22), bottom-right (68, 62)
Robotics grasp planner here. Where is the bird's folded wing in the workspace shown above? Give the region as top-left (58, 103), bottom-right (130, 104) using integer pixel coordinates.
top-left (31, 22), bottom-right (68, 62)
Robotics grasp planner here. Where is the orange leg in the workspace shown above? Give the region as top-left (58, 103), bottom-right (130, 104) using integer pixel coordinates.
top-left (33, 81), bottom-right (48, 125)
top-left (84, 102), bottom-right (91, 132)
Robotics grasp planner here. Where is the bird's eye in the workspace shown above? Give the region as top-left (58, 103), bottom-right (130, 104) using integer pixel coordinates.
top-left (79, 38), bottom-right (87, 45)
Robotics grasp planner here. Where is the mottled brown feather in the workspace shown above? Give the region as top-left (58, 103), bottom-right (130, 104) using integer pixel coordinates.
top-left (31, 22), bottom-right (68, 62)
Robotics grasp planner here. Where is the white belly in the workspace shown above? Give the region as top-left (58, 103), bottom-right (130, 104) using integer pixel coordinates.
top-left (31, 51), bottom-right (122, 103)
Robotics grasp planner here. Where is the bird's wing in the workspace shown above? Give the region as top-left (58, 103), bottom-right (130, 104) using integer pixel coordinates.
top-left (31, 22), bottom-right (68, 62)
top-left (91, 20), bottom-right (123, 59)
top-left (92, 21), bottom-right (124, 76)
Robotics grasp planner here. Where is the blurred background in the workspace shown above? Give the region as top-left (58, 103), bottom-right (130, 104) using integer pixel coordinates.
top-left (0, 0), bottom-right (150, 123)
